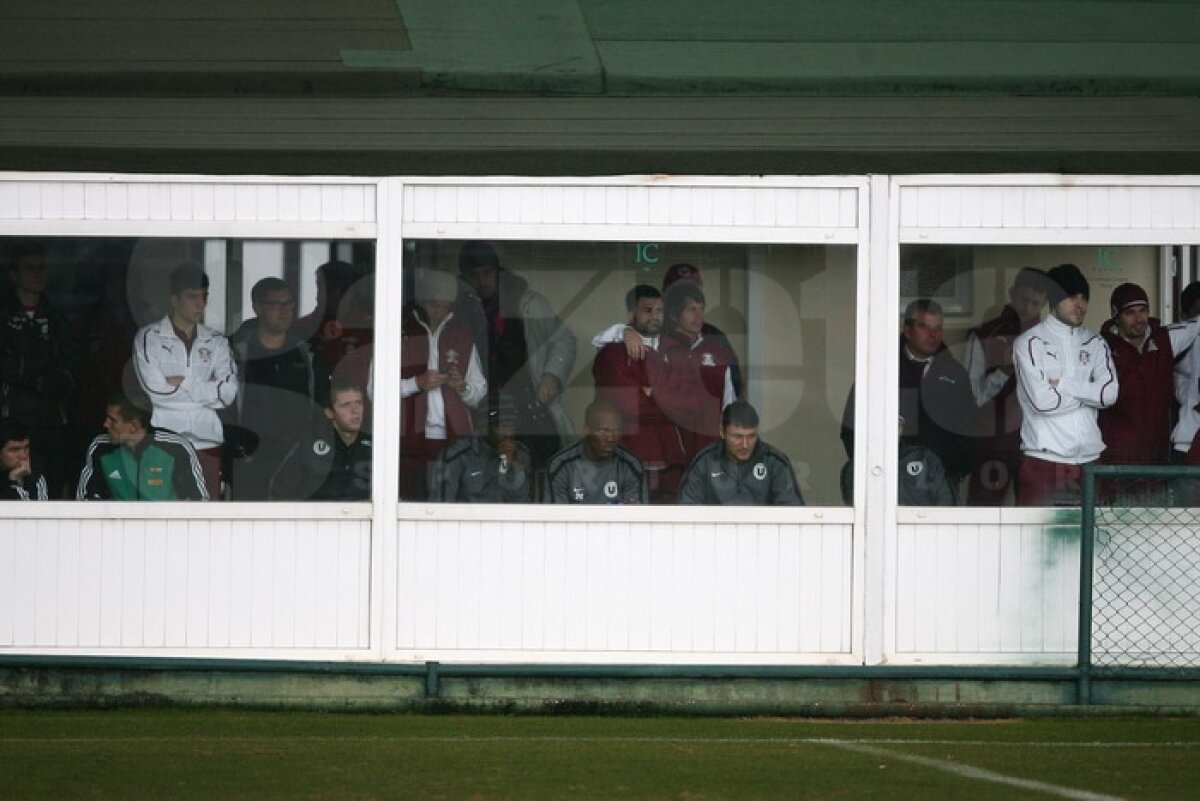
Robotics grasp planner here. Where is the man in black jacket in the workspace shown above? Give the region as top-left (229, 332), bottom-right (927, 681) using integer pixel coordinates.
top-left (225, 277), bottom-right (331, 500)
top-left (0, 417), bottom-right (47, 500)
top-left (0, 243), bottom-right (79, 497)
top-left (271, 380), bottom-right (371, 501)
top-left (841, 298), bottom-right (976, 495)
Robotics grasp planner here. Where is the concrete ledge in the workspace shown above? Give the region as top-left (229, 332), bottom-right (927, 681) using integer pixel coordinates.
top-left (3, 663), bottom-right (1199, 716)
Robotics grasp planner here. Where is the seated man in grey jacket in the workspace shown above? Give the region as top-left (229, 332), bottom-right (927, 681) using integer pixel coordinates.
top-left (679, 400), bottom-right (804, 506)
top-left (432, 396), bottom-right (532, 503)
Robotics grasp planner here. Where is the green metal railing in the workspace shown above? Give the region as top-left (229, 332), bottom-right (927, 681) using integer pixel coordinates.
top-left (1079, 464), bottom-right (1200, 703)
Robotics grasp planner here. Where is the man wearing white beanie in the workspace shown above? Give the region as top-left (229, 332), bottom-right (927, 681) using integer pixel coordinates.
top-left (1013, 264), bottom-right (1118, 505)
top-left (400, 269), bottom-right (486, 500)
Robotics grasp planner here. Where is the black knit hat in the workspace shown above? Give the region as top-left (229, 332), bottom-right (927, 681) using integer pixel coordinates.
top-left (1045, 264), bottom-right (1090, 307)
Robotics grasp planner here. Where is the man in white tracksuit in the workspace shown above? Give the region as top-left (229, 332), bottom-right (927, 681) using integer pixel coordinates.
top-left (133, 264), bottom-right (238, 499)
top-left (1013, 263), bottom-right (1118, 506)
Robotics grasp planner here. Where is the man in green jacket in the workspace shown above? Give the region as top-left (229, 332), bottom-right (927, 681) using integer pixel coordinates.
top-left (76, 392), bottom-right (209, 501)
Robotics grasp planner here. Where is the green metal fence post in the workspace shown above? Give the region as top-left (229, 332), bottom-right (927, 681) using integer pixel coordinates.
top-left (1077, 464), bottom-right (1097, 705)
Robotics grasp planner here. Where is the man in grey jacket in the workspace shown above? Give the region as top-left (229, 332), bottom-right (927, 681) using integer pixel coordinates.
top-left (679, 400), bottom-right (804, 506)
top-left (457, 241), bottom-right (576, 470)
top-left (432, 396), bottom-right (533, 503)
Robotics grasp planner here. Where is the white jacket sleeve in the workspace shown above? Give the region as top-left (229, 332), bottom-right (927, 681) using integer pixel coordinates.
top-left (1167, 317), bottom-right (1200, 357)
top-left (1058, 339), bottom-right (1118, 409)
top-left (590, 322), bottom-right (628, 349)
top-left (1015, 335), bottom-right (1082, 416)
top-left (964, 333), bottom-right (1012, 407)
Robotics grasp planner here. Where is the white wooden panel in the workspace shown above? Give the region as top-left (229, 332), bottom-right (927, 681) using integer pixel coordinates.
top-left (400, 183), bottom-right (859, 236)
top-left (0, 183), bottom-right (18, 218)
top-left (0, 179), bottom-right (376, 227)
top-left (901, 183), bottom-right (1200, 240)
top-left (891, 522), bottom-right (1079, 661)
top-left (393, 521), bottom-right (855, 659)
top-left (0, 517), bottom-right (371, 653)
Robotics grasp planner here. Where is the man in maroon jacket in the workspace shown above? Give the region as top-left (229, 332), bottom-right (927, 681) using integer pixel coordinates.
top-left (1099, 282), bottom-right (1200, 504)
top-left (963, 267), bottom-right (1049, 505)
top-left (592, 284), bottom-right (691, 503)
top-left (658, 280), bottom-right (737, 463)
top-left (400, 270), bottom-right (487, 500)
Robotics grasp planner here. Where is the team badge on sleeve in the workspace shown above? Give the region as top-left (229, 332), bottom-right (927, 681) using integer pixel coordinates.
top-left (701, 353), bottom-right (716, 367)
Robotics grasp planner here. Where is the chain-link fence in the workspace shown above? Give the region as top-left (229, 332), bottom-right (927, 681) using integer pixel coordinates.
top-left (1082, 465), bottom-right (1200, 680)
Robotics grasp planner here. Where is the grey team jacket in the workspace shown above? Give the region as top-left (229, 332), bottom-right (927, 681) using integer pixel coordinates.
top-left (678, 440), bottom-right (804, 506)
top-left (432, 435), bottom-right (532, 503)
top-left (546, 441), bottom-right (647, 504)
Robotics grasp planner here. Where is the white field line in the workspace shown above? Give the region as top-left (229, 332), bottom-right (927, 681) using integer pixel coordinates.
top-left (0, 735), bottom-right (1197, 748)
top-left (825, 741), bottom-right (1126, 801)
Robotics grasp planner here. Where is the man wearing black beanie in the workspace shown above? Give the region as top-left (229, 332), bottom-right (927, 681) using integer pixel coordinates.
top-left (1012, 264), bottom-right (1118, 505)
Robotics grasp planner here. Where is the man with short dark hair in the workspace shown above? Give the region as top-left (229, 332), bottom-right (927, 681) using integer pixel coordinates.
top-left (133, 264), bottom-right (238, 499)
top-left (0, 417), bottom-right (48, 500)
top-left (0, 242), bottom-right (80, 498)
top-left (272, 381), bottom-right (372, 501)
top-left (225, 277), bottom-right (331, 500)
top-left (77, 393), bottom-right (208, 501)
top-left (1101, 283), bottom-right (1200, 464)
top-left (592, 284), bottom-right (689, 502)
top-left (679, 400), bottom-right (803, 505)
top-left (546, 400), bottom-right (647, 504)
top-left (432, 396), bottom-right (532, 503)
top-left (1014, 264), bottom-right (1118, 506)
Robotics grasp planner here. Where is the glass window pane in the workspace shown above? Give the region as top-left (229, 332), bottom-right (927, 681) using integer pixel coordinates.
top-left (403, 240), bottom-right (856, 507)
top-left (0, 237), bottom-right (374, 502)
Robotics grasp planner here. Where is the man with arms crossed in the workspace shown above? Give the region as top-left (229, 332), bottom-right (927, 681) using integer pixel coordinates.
top-left (134, 264), bottom-right (238, 499)
top-left (1014, 264), bottom-right (1118, 506)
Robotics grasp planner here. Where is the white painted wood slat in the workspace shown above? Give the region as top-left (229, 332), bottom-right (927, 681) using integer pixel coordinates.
top-left (392, 522), bottom-right (855, 658)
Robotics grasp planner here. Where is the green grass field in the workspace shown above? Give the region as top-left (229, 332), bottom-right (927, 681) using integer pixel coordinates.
top-left (2, 709), bottom-right (1198, 799)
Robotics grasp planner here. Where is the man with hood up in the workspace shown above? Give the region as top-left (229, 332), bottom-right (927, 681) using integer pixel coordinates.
top-left (456, 241), bottom-right (576, 471)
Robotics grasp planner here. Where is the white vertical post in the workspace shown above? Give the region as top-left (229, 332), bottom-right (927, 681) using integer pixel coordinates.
top-left (860, 175), bottom-right (899, 665)
top-left (371, 178), bottom-right (404, 660)
top-left (1160, 245), bottom-right (1177, 320)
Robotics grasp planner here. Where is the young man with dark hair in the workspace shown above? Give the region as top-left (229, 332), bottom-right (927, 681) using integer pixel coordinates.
top-left (0, 242), bottom-right (80, 497)
top-left (658, 280), bottom-right (736, 461)
top-left (679, 400), bottom-right (804, 506)
top-left (546, 400), bottom-right (646, 504)
top-left (0, 417), bottom-right (48, 500)
top-left (1014, 264), bottom-right (1118, 506)
top-left (225, 276), bottom-right (331, 500)
top-left (133, 264), bottom-right (238, 499)
top-left (272, 381), bottom-right (372, 501)
top-left (76, 392), bottom-right (208, 501)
